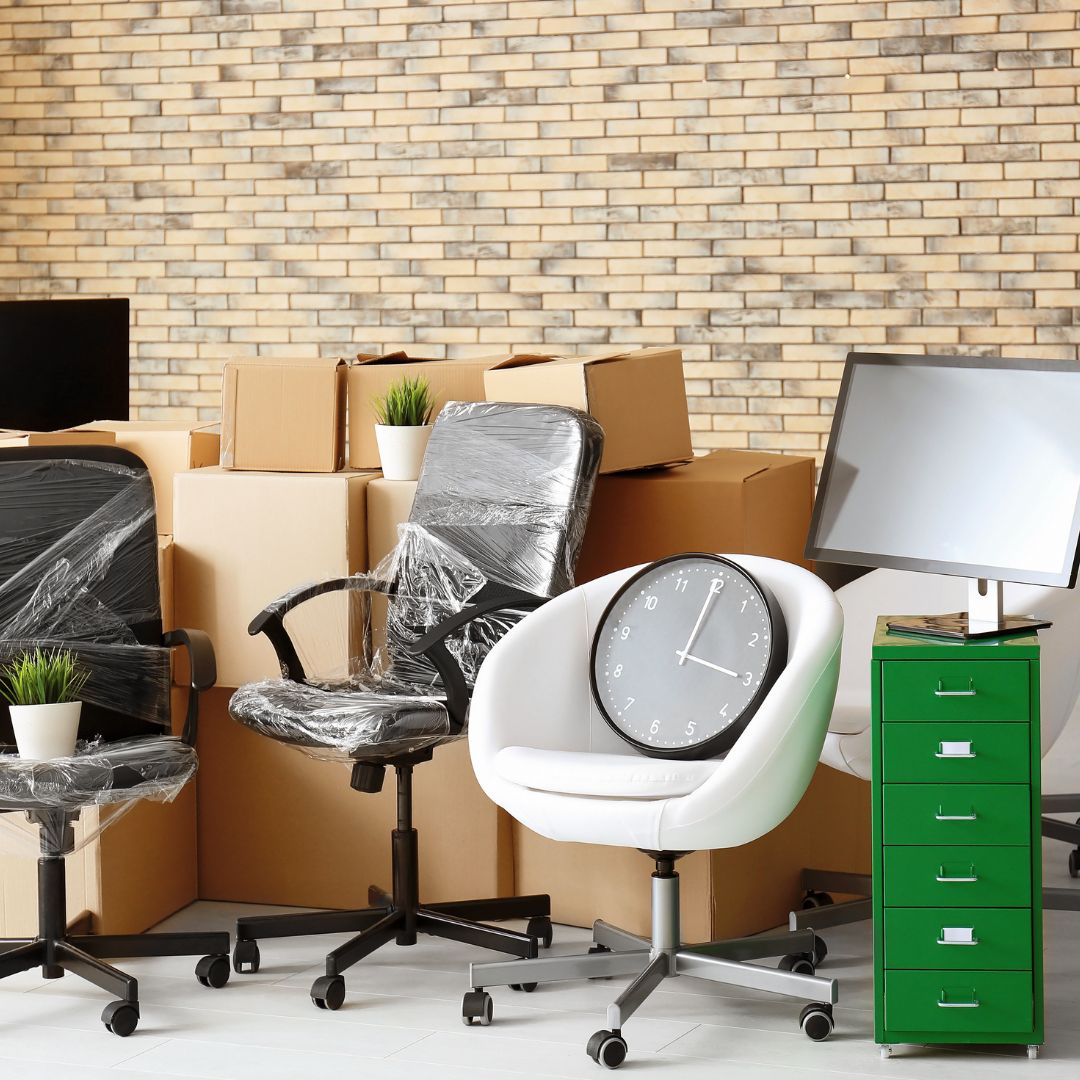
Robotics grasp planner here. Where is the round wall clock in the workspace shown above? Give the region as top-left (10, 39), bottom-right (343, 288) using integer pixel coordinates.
top-left (590, 554), bottom-right (788, 759)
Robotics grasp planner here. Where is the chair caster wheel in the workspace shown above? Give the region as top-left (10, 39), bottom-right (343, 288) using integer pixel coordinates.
top-left (102, 1000), bottom-right (139, 1037)
top-left (527, 916), bottom-right (553, 949)
top-left (779, 952), bottom-right (816, 976)
top-left (196, 953), bottom-right (230, 988)
top-left (311, 974), bottom-right (346, 1011)
top-left (588, 943), bottom-right (614, 980)
top-left (509, 982), bottom-right (537, 992)
top-left (587, 1029), bottom-right (628, 1069)
top-left (462, 989), bottom-right (493, 1026)
top-left (800, 1002), bottom-right (834, 1041)
top-left (801, 890), bottom-right (834, 909)
top-left (812, 935), bottom-right (828, 966)
top-left (233, 939), bottom-right (260, 974)
top-left (1069, 849), bottom-right (1079, 879)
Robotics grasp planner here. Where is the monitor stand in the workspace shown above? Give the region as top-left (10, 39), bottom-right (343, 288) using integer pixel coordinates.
top-left (887, 579), bottom-right (1053, 640)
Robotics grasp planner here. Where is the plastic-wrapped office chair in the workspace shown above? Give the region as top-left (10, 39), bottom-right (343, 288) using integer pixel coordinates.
top-left (465, 556), bottom-right (843, 1069)
top-left (228, 401), bottom-right (603, 1009)
top-left (0, 447), bottom-right (225, 1038)
top-left (791, 566), bottom-right (1080, 932)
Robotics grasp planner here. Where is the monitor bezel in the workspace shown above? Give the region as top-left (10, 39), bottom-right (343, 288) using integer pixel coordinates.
top-left (805, 351), bottom-right (1080, 589)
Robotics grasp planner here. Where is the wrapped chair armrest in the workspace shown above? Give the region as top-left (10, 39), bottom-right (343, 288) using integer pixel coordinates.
top-left (163, 628), bottom-right (216, 746)
top-left (248, 574), bottom-right (394, 683)
top-left (405, 584), bottom-right (548, 730)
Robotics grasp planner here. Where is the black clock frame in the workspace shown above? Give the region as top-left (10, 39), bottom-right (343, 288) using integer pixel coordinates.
top-left (589, 553), bottom-right (789, 761)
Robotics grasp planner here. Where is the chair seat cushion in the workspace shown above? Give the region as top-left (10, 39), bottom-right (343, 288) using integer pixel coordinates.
top-left (0, 735), bottom-right (197, 812)
top-left (828, 702), bottom-right (869, 736)
top-left (494, 746), bottom-right (721, 799)
top-left (229, 679), bottom-right (456, 762)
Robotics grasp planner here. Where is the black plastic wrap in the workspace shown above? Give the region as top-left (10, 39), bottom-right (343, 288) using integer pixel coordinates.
top-left (229, 401), bottom-right (603, 762)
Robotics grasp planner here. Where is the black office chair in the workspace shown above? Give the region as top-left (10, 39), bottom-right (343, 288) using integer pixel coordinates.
top-left (0, 446), bottom-right (227, 1037)
top-left (228, 401), bottom-right (603, 1010)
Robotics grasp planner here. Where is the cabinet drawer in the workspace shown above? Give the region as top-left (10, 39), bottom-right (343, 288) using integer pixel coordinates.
top-left (882, 723), bottom-right (1030, 784)
top-left (884, 969), bottom-right (1033, 1035)
top-left (882, 661), bottom-right (1029, 723)
top-left (883, 784), bottom-right (1030, 846)
top-left (883, 846), bottom-right (1031, 908)
top-left (884, 908), bottom-right (1032, 971)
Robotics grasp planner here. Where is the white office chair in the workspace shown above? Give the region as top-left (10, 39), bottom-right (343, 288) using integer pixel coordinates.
top-left (464, 556), bottom-right (844, 1069)
top-left (793, 567), bottom-right (1080, 932)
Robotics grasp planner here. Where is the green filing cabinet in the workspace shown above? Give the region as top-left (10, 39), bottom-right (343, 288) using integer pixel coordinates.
top-left (871, 618), bottom-right (1043, 1059)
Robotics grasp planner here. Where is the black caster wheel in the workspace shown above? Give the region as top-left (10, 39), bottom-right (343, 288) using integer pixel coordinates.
top-left (812, 935), bottom-right (828, 967)
top-left (779, 952), bottom-right (816, 976)
top-left (800, 1002), bottom-right (834, 1041)
top-left (196, 953), bottom-right (230, 989)
top-left (233, 938), bottom-right (260, 974)
top-left (311, 974), bottom-right (346, 1011)
top-left (588, 943), bottom-right (614, 980)
top-left (527, 915), bottom-right (553, 949)
top-left (587, 1029), bottom-right (628, 1069)
top-left (801, 890), bottom-right (834, 910)
top-left (102, 1000), bottom-right (139, 1037)
top-left (462, 989), bottom-right (493, 1026)
top-left (509, 982), bottom-right (537, 992)
top-left (1069, 848), bottom-right (1079, 879)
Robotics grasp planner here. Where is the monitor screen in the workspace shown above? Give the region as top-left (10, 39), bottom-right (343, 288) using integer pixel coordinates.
top-left (0, 298), bottom-right (129, 431)
top-left (806, 353), bottom-right (1080, 588)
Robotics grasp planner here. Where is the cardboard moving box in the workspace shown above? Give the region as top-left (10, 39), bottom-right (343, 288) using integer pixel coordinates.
top-left (483, 347), bottom-right (693, 474)
top-left (349, 353), bottom-right (499, 469)
top-left (0, 430), bottom-right (115, 449)
top-left (221, 356), bottom-right (346, 473)
top-left (75, 421), bottom-right (220, 533)
top-left (173, 467), bottom-right (376, 688)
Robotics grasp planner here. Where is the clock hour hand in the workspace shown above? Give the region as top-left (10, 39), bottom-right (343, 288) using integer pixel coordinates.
top-left (675, 651), bottom-right (739, 678)
top-left (676, 578), bottom-right (722, 666)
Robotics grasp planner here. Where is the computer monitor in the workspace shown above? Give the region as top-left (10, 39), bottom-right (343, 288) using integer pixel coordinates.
top-left (0, 298), bottom-right (129, 431)
top-left (806, 352), bottom-right (1080, 638)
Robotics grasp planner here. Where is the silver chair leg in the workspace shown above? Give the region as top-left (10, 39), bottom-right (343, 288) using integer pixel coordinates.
top-left (684, 927), bottom-right (817, 962)
top-left (593, 919), bottom-right (649, 952)
top-left (789, 897), bottom-right (872, 931)
top-left (802, 869), bottom-right (871, 896)
top-left (606, 953), bottom-right (669, 1030)
top-left (470, 947), bottom-right (651, 990)
top-left (676, 948), bottom-right (838, 1004)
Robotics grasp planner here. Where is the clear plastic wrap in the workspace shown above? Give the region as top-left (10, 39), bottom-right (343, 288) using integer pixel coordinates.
top-left (0, 452), bottom-right (183, 855)
top-left (229, 401), bottom-right (603, 763)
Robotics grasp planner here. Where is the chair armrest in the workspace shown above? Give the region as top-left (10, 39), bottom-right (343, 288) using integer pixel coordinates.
top-left (405, 584), bottom-right (548, 730)
top-left (248, 574), bottom-right (394, 683)
top-left (163, 629), bottom-right (217, 746)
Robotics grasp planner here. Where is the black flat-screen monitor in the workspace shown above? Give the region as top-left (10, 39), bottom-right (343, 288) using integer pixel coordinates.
top-left (0, 298), bottom-right (129, 431)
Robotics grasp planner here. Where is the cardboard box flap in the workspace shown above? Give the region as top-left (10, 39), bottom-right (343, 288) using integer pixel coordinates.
top-left (228, 356), bottom-right (345, 373)
top-left (485, 354), bottom-right (563, 371)
top-left (353, 352), bottom-right (503, 369)
top-left (77, 420), bottom-right (220, 435)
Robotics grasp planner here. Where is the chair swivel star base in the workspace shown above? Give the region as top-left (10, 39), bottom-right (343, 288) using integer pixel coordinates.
top-left (463, 854), bottom-right (838, 1070)
top-left (232, 756), bottom-right (552, 1010)
top-left (0, 813), bottom-right (231, 1038)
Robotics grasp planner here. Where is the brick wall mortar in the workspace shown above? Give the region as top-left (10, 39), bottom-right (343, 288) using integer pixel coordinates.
top-left (3, 0), bottom-right (1080, 466)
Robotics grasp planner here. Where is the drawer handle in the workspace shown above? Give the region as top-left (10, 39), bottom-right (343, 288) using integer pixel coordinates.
top-left (937, 929), bottom-right (979, 946)
top-left (938, 992), bottom-right (980, 1009)
top-left (935, 678), bottom-right (976, 698)
top-left (935, 807), bottom-right (977, 821)
top-left (935, 740), bottom-right (975, 759)
top-left (936, 866), bottom-right (978, 883)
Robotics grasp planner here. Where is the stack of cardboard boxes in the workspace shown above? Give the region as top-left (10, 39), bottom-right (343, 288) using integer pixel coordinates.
top-left (0, 347), bottom-right (869, 942)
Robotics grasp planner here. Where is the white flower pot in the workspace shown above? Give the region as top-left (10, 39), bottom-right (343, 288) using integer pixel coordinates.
top-left (9, 701), bottom-right (82, 760)
top-left (375, 424), bottom-right (433, 482)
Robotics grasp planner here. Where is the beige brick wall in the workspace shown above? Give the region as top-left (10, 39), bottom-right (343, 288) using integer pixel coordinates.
top-left (2, 1), bottom-right (1079, 463)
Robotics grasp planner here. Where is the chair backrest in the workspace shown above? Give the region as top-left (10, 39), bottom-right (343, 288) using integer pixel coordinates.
top-left (0, 446), bottom-right (170, 743)
top-left (834, 568), bottom-right (1080, 756)
top-left (383, 401), bottom-right (603, 689)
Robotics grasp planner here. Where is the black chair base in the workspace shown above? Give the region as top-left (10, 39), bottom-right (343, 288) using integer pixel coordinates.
top-left (233, 761), bottom-right (552, 1010)
top-left (0, 849), bottom-right (231, 1037)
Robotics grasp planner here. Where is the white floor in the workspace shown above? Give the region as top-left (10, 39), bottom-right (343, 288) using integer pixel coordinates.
top-left (1, 843), bottom-right (1078, 1079)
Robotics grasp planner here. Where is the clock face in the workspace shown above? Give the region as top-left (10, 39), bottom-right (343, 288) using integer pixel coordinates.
top-left (590, 554), bottom-right (787, 759)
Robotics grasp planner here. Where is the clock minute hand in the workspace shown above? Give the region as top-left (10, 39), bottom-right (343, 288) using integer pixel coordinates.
top-left (676, 578), bottom-right (722, 666)
top-left (675, 651), bottom-right (740, 678)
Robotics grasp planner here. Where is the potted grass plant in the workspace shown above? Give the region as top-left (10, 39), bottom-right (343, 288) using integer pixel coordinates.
top-left (0, 649), bottom-right (89, 760)
top-left (372, 374), bottom-right (436, 481)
